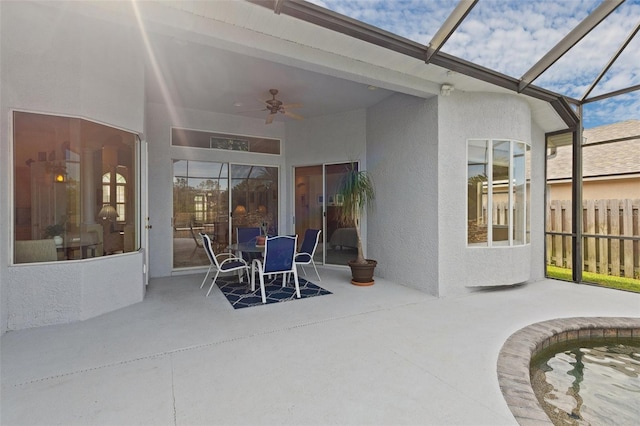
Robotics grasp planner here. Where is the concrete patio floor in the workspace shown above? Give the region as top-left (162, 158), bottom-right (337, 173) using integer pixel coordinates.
top-left (2, 268), bottom-right (639, 425)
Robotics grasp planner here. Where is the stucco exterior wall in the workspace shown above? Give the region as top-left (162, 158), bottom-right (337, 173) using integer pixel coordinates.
top-left (1, 1), bottom-right (145, 332)
top-left (145, 102), bottom-right (286, 278)
top-left (5, 254), bottom-right (144, 329)
top-left (529, 122), bottom-right (547, 283)
top-left (366, 94), bottom-right (439, 295)
top-left (438, 91), bottom-right (537, 296)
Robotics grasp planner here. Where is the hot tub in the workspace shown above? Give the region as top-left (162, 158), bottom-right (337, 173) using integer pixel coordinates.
top-left (497, 317), bottom-right (640, 425)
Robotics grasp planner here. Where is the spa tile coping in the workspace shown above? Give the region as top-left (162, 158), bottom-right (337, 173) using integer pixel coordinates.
top-left (497, 317), bottom-right (640, 426)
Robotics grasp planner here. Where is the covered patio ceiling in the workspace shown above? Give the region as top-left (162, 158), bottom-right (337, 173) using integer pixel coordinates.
top-left (137, 0), bottom-right (638, 132)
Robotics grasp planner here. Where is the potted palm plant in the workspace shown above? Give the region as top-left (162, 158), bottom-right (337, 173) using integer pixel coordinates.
top-left (336, 163), bottom-right (377, 286)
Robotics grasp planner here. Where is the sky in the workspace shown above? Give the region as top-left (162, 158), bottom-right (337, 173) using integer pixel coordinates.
top-left (308, 0), bottom-right (639, 129)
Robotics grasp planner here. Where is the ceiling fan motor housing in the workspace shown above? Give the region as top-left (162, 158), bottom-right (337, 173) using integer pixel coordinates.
top-left (261, 88), bottom-right (304, 123)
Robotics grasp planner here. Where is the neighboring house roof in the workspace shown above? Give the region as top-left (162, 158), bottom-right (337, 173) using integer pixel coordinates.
top-left (546, 120), bottom-right (640, 180)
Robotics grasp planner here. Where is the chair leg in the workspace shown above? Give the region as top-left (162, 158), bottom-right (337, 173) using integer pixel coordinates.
top-left (259, 273), bottom-right (267, 304)
top-left (206, 270), bottom-right (221, 297)
top-left (251, 261), bottom-right (257, 291)
top-left (243, 266), bottom-right (249, 286)
top-left (300, 264), bottom-right (308, 276)
top-left (311, 259), bottom-right (321, 281)
top-left (292, 268), bottom-right (301, 299)
top-left (200, 265), bottom-right (213, 289)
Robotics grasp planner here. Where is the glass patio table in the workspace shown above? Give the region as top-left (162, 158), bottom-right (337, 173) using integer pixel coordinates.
top-left (225, 242), bottom-right (265, 255)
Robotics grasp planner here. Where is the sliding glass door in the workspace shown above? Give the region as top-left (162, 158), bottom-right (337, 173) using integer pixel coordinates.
top-left (294, 162), bottom-right (357, 267)
top-left (173, 161), bottom-right (278, 269)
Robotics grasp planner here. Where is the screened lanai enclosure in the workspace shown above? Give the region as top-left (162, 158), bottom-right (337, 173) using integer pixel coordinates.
top-left (248, 0), bottom-right (639, 289)
top-left (6, 1), bottom-right (639, 291)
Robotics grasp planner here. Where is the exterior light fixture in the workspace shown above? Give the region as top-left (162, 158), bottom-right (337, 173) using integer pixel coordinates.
top-left (440, 84), bottom-right (454, 96)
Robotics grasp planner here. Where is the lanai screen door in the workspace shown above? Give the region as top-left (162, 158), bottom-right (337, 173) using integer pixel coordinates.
top-left (294, 162), bottom-right (357, 267)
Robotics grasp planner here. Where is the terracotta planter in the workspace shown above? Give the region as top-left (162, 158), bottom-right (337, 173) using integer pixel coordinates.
top-left (256, 236), bottom-right (266, 246)
top-left (348, 259), bottom-right (377, 286)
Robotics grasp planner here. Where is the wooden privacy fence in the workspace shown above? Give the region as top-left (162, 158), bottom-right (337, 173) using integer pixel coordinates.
top-left (546, 199), bottom-right (639, 278)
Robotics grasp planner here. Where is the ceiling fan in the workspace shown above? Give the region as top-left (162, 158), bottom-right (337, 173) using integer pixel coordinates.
top-left (261, 89), bottom-right (304, 124)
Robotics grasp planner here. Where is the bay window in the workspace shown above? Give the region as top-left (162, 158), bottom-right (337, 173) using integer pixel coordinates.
top-left (13, 111), bottom-right (138, 263)
top-left (467, 139), bottom-right (530, 246)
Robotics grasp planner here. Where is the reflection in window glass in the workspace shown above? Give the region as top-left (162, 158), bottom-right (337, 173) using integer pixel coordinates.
top-left (102, 172), bottom-right (127, 221)
top-left (493, 140), bottom-right (510, 245)
top-left (230, 164), bottom-right (279, 242)
top-left (172, 160), bottom-right (230, 268)
top-left (13, 111), bottom-right (138, 263)
top-left (468, 139), bottom-right (530, 247)
top-left (467, 140), bottom-right (489, 246)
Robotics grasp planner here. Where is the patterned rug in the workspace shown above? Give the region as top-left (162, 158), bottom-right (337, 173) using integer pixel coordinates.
top-left (216, 275), bottom-right (331, 309)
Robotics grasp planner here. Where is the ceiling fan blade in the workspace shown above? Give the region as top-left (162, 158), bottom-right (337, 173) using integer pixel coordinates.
top-left (265, 113), bottom-right (275, 124)
top-left (281, 103), bottom-right (303, 109)
top-left (284, 111), bottom-right (304, 120)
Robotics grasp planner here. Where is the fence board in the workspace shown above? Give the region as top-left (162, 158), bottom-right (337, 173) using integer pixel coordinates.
top-left (597, 199), bottom-right (608, 274)
top-left (622, 199), bottom-right (634, 278)
top-left (563, 200), bottom-right (572, 269)
top-left (610, 200), bottom-right (620, 276)
top-left (545, 201), bottom-right (553, 265)
top-left (553, 200), bottom-right (563, 266)
top-left (585, 200), bottom-right (596, 272)
top-left (546, 199), bottom-right (639, 279)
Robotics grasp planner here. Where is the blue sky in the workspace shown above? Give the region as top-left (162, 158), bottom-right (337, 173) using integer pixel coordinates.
top-left (309, 0), bottom-right (639, 129)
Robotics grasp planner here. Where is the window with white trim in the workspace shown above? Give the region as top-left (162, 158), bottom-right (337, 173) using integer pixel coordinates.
top-left (467, 139), bottom-right (530, 246)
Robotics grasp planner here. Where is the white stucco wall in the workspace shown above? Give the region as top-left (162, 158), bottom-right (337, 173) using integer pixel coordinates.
top-left (145, 102), bottom-right (286, 278)
top-left (437, 91), bottom-right (538, 296)
top-left (1, 1), bottom-right (145, 332)
top-left (529, 122), bottom-right (547, 282)
top-left (5, 254), bottom-right (144, 329)
top-left (366, 93), bottom-right (440, 295)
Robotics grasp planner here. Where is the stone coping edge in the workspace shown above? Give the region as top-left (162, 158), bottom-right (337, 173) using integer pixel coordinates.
top-left (496, 317), bottom-right (640, 426)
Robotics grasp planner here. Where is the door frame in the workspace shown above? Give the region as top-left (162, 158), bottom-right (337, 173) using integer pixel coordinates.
top-left (293, 160), bottom-right (360, 267)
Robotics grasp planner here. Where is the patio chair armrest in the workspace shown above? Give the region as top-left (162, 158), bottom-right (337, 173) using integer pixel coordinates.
top-left (218, 255), bottom-right (248, 267)
top-left (216, 252), bottom-right (243, 263)
top-left (294, 251), bottom-right (313, 262)
top-left (252, 258), bottom-right (263, 273)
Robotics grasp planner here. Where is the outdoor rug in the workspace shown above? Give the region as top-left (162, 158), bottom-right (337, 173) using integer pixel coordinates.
top-left (216, 275), bottom-right (332, 309)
